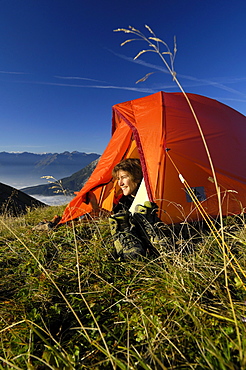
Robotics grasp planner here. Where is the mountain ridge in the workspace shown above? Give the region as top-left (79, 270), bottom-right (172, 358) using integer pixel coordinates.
top-left (21, 158), bottom-right (100, 196)
top-left (0, 151), bottom-right (100, 188)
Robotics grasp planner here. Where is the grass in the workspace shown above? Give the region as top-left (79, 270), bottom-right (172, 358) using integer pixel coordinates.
top-left (0, 205), bottom-right (246, 369)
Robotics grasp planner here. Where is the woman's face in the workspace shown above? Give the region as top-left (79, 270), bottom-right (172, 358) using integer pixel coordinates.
top-left (117, 170), bottom-right (138, 196)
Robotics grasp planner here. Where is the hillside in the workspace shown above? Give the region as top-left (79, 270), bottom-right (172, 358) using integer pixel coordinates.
top-left (21, 158), bottom-right (100, 196)
top-left (0, 182), bottom-right (46, 216)
top-left (0, 151), bottom-right (100, 188)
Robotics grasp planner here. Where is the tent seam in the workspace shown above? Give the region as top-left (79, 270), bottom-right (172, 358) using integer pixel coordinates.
top-left (112, 106), bottom-right (153, 202)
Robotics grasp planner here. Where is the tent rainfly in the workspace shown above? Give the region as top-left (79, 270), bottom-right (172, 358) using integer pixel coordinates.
top-left (60, 91), bottom-right (246, 225)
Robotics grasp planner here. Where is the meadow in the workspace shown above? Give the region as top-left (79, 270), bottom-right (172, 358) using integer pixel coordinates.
top-left (0, 204), bottom-right (246, 369)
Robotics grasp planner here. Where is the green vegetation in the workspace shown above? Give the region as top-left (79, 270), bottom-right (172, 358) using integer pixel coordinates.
top-left (0, 205), bottom-right (246, 369)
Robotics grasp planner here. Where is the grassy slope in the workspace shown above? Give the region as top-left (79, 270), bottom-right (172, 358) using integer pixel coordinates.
top-left (0, 205), bottom-right (246, 369)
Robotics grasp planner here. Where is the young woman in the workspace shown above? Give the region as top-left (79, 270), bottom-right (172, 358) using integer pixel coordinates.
top-left (109, 158), bottom-right (161, 260)
top-left (112, 158), bottom-right (143, 213)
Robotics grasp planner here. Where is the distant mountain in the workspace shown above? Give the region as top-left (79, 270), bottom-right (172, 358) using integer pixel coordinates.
top-left (0, 151), bottom-right (100, 188)
top-left (21, 158), bottom-right (100, 196)
top-left (0, 182), bottom-right (46, 216)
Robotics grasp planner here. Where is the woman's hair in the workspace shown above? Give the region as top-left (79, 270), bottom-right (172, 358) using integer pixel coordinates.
top-left (112, 158), bottom-right (143, 184)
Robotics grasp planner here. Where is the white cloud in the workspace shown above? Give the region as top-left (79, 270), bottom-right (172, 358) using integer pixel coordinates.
top-left (54, 75), bottom-right (107, 83)
top-left (109, 49), bottom-right (246, 98)
top-left (0, 70), bottom-right (28, 75)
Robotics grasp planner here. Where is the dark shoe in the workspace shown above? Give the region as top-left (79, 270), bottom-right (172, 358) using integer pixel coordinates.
top-left (134, 202), bottom-right (159, 243)
top-left (133, 202), bottom-right (169, 254)
top-left (109, 211), bottom-right (146, 260)
top-left (135, 201), bottom-right (159, 223)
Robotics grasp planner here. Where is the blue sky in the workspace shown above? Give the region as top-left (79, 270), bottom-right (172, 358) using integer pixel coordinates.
top-left (1, 0), bottom-right (246, 155)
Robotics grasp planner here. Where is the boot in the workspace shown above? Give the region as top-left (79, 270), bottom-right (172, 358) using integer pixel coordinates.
top-left (108, 211), bottom-right (146, 260)
top-left (133, 201), bottom-right (169, 254)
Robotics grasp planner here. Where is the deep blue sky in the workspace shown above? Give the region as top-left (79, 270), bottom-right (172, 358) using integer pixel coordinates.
top-left (1, 0), bottom-right (246, 155)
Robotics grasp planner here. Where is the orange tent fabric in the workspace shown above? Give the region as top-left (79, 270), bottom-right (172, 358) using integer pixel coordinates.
top-left (60, 91), bottom-right (246, 224)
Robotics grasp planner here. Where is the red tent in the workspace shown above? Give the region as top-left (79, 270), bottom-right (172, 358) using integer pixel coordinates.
top-left (60, 91), bottom-right (246, 224)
